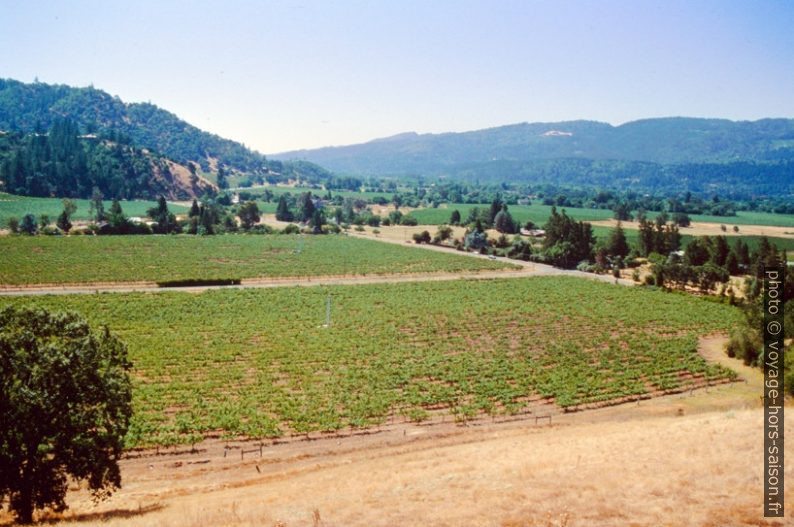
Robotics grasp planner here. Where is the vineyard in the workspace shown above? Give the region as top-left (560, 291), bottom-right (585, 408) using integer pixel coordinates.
top-left (0, 276), bottom-right (742, 447)
top-left (0, 233), bottom-right (515, 285)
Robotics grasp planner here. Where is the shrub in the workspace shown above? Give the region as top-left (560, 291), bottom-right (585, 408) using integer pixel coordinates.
top-left (250, 224), bottom-right (274, 234)
top-left (20, 214), bottom-right (37, 235)
top-left (412, 230), bottom-right (431, 244)
top-left (726, 327), bottom-right (762, 366)
top-left (40, 226), bottom-right (63, 236)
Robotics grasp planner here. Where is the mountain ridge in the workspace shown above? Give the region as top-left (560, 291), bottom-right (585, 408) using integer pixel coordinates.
top-left (271, 117), bottom-right (794, 196)
top-left (274, 117), bottom-right (794, 166)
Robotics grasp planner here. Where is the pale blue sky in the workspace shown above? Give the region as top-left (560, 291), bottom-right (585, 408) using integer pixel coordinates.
top-left (1, 0), bottom-right (793, 153)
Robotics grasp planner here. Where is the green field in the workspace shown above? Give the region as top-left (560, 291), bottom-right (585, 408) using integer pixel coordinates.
top-left (252, 200), bottom-right (278, 214)
top-left (409, 203), bottom-right (794, 230)
top-left (0, 234), bottom-right (514, 285)
top-left (0, 193), bottom-right (189, 227)
top-left (647, 209), bottom-right (794, 228)
top-left (408, 203), bottom-right (615, 226)
top-left (0, 277), bottom-right (740, 447)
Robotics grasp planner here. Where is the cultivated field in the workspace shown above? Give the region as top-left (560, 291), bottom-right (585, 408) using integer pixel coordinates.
top-left (0, 234), bottom-right (514, 285)
top-left (407, 201), bottom-right (794, 229)
top-left (0, 192), bottom-right (188, 227)
top-left (0, 277), bottom-right (741, 447)
top-left (407, 202), bottom-right (615, 226)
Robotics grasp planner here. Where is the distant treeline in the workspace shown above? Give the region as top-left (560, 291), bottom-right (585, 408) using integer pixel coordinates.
top-left (441, 157), bottom-right (794, 198)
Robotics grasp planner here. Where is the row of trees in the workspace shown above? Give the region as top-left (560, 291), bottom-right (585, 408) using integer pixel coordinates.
top-left (724, 249), bottom-right (794, 396)
top-left (8, 193), bottom-right (269, 236)
top-left (446, 197), bottom-right (522, 234)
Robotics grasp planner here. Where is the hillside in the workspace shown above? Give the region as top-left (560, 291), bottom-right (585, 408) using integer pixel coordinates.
top-left (0, 79), bottom-right (333, 198)
top-left (0, 120), bottom-right (214, 199)
top-left (274, 118), bottom-right (794, 196)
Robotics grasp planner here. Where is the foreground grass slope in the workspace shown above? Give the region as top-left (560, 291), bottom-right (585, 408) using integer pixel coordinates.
top-left (1, 277), bottom-right (741, 446)
top-left (0, 234), bottom-right (514, 285)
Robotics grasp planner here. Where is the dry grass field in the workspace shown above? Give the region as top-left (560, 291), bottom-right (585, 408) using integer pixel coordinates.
top-left (590, 218), bottom-right (794, 239)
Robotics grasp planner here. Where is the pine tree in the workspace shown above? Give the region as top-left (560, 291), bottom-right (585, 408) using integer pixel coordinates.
top-left (56, 199), bottom-right (77, 233)
top-left (487, 196), bottom-right (503, 227)
top-left (108, 199), bottom-right (127, 231)
top-left (493, 206), bottom-right (516, 234)
top-left (710, 236), bottom-right (730, 267)
top-left (188, 199), bottom-right (200, 218)
top-left (275, 195), bottom-right (294, 222)
top-left (89, 187), bottom-right (104, 223)
top-left (311, 209), bottom-right (325, 234)
top-left (216, 167), bottom-right (228, 190)
top-left (237, 201), bottom-right (261, 230)
top-left (605, 221), bottom-right (629, 258)
top-left (20, 214), bottom-right (37, 235)
top-left (147, 195), bottom-right (178, 234)
top-left (298, 192), bottom-right (315, 223)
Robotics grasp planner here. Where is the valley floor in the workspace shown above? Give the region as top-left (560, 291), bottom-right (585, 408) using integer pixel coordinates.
top-left (3, 338), bottom-right (789, 527)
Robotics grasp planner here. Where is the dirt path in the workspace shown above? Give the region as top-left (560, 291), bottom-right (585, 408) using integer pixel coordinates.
top-left (6, 337), bottom-right (787, 527)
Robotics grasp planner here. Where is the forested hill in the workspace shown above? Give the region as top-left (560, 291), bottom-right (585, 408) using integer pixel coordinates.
top-left (0, 78), bottom-right (267, 173)
top-left (274, 118), bottom-right (794, 196)
top-left (0, 79), bottom-right (334, 199)
top-left (0, 120), bottom-right (215, 199)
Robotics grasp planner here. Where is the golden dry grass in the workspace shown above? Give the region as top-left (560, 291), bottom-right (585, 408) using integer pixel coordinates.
top-left (23, 407), bottom-right (790, 527)
top-left (590, 219), bottom-right (794, 239)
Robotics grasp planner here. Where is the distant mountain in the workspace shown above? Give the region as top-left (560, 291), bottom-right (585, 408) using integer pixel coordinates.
top-left (0, 79), bottom-right (332, 199)
top-left (274, 118), bottom-right (794, 196)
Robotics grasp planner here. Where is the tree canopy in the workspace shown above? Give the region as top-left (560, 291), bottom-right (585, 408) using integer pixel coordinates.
top-left (542, 207), bottom-right (595, 268)
top-left (0, 307), bottom-right (133, 524)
